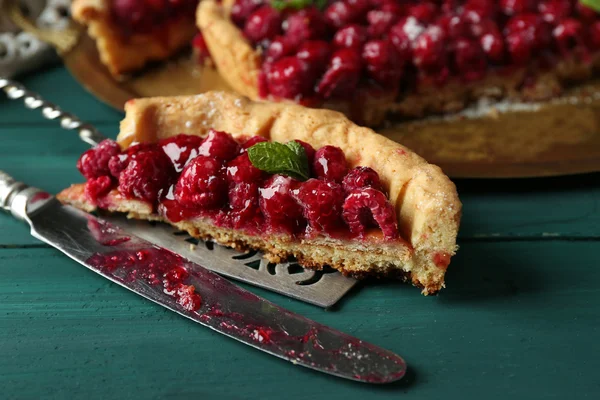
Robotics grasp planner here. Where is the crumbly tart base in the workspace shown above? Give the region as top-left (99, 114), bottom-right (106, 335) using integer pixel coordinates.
top-left (58, 185), bottom-right (446, 294)
top-left (60, 91), bottom-right (461, 294)
top-left (198, 0), bottom-right (600, 126)
top-left (72, 0), bottom-right (197, 77)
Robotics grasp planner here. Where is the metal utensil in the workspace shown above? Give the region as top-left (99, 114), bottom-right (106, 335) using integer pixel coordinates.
top-left (0, 170), bottom-right (406, 384)
top-left (0, 77), bottom-right (358, 307)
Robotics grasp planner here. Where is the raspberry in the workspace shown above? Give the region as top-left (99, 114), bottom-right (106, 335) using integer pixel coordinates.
top-left (230, 0), bottom-right (263, 27)
top-left (294, 179), bottom-right (344, 234)
top-left (264, 36), bottom-right (297, 63)
top-left (296, 40), bottom-right (331, 78)
top-left (108, 154), bottom-right (130, 178)
top-left (221, 182), bottom-right (262, 229)
top-left (265, 56), bottom-right (313, 100)
top-left (294, 140), bottom-right (316, 165)
top-left (118, 150), bottom-right (174, 204)
top-left (313, 145), bottom-right (348, 183)
top-left (408, 2), bottom-right (438, 23)
top-left (324, 0), bottom-right (369, 29)
top-left (342, 188), bottom-right (399, 239)
top-left (159, 134), bottom-right (205, 172)
top-left (198, 129), bottom-right (241, 162)
top-left (174, 156), bottom-right (227, 209)
top-left (342, 166), bottom-right (383, 193)
top-left (84, 176), bottom-right (114, 204)
top-left (259, 175), bottom-right (305, 234)
top-left (284, 7), bottom-right (326, 45)
top-left (333, 24), bottom-right (367, 50)
top-left (366, 8), bottom-right (399, 38)
top-left (316, 48), bottom-right (362, 99)
top-left (553, 19), bottom-right (585, 55)
top-left (412, 25), bottom-right (447, 72)
top-left (175, 284), bottom-right (202, 312)
top-left (480, 28), bottom-right (505, 63)
top-left (77, 139), bottom-right (121, 180)
top-left (226, 153), bottom-right (265, 184)
top-left (499, 0), bottom-right (536, 16)
top-left (453, 38), bottom-right (486, 82)
top-left (362, 39), bottom-right (403, 85)
top-left (243, 136), bottom-right (269, 149)
top-left (389, 17), bottom-right (424, 62)
top-left (538, 0), bottom-right (572, 24)
top-left (244, 6), bottom-right (282, 44)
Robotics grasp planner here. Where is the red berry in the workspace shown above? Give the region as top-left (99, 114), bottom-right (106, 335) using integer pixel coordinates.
top-left (174, 156), bottom-right (227, 209)
top-left (389, 17), bottom-right (425, 61)
top-left (504, 13), bottom-right (552, 49)
top-left (226, 153), bottom-right (265, 184)
top-left (480, 28), bottom-right (505, 63)
top-left (223, 182), bottom-right (262, 229)
top-left (230, 0), bottom-right (263, 27)
top-left (538, 0), bottom-right (572, 24)
top-left (243, 135), bottom-right (269, 149)
top-left (553, 18), bottom-right (585, 55)
top-left (84, 176), bottom-right (114, 204)
top-left (437, 14), bottom-right (469, 39)
top-left (176, 285), bottom-right (202, 311)
top-left (192, 32), bottom-right (211, 64)
top-left (266, 56), bottom-right (313, 100)
top-left (294, 179), bottom-right (345, 234)
top-left (323, 0), bottom-right (369, 29)
top-left (362, 39), bottom-right (403, 85)
top-left (506, 31), bottom-right (533, 65)
top-left (264, 36), bottom-right (297, 63)
top-left (412, 25), bottom-right (447, 72)
top-left (463, 0), bottom-right (498, 20)
top-left (316, 48), bottom-right (362, 99)
top-left (244, 6), bottom-right (282, 44)
top-left (576, 2), bottom-right (599, 23)
top-left (259, 175), bottom-right (305, 234)
top-left (159, 134), bottom-right (205, 172)
top-left (164, 266), bottom-right (189, 284)
top-left (108, 154), bottom-right (129, 179)
top-left (312, 145), bottom-right (348, 182)
top-left (408, 2), bottom-right (438, 24)
top-left (284, 7), bottom-right (326, 45)
top-left (588, 21), bottom-right (600, 49)
top-left (118, 150), bottom-right (174, 204)
top-left (453, 38), bottom-right (486, 81)
top-left (333, 24), bottom-right (367, 50)
top-left (342, 187), bottom-right (399, 239)
top-left (499, 0), bottom-right (536, 16)
top-left (366, 8), bottom-right (399, 38)
top-left (198, 129), bottom-right (241, 162)
top-left (296, 40), bottom-right (331, 77)
top-left (294, 140), bottom-right (316, 164)
top-left (77, 139), bottom-right (121, 180)
top-left (342, 166), bottom-right (383, 193)
top-left (111, 0), bottom-right (158, 33)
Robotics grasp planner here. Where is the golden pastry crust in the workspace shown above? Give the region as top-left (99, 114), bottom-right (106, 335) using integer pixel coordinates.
top-left (59, 91), bottom-right (461, 294)
top-left (197, 0), bottom-right (600, 126)
top-left (72, 0), bottom-right (197, 77)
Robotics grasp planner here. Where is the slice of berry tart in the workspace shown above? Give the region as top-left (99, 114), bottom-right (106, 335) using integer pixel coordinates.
top-left (198, 0), bottom-right (600, 126)
top-left (57, 91), bottom-right (461, 294)
top-left (71, 0), bottom-right (200, 77)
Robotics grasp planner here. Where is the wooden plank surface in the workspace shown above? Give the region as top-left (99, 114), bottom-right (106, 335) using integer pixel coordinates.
top-left (1, 67), bottom-right (599, 399)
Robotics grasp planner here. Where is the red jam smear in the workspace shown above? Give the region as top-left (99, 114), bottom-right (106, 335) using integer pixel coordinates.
top-left (77, 132), bottom-right (401, 241)
top-left (229, 0), bottom-right (600, 102)
top-left (87, 247), bottom-right (202, 312)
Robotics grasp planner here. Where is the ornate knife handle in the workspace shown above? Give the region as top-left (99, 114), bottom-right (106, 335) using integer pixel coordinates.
top-left (0, 77), bottom-right (106, 146)
top-left (0, 170), bottom-right (49, 221)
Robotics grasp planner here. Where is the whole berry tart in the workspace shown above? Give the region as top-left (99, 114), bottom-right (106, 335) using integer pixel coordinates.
top-left (71, 0), bottom-right (200, 77)
top-left (198, 0), bottom-right (600, 126)
top-left (57, 91), bottom-right (461, 294)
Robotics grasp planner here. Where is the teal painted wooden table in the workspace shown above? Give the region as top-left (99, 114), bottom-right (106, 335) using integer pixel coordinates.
top-left (1, 67), bottom-right (599, 400)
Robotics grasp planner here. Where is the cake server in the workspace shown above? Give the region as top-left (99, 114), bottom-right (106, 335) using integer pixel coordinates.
top-left (0, 170), bottom-right (406, 384)
top-left (0, 77), bottom-right (358, 308)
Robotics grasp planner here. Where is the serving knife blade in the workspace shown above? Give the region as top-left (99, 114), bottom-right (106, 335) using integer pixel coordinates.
top-left (0, 171), bottom-right (406, 384)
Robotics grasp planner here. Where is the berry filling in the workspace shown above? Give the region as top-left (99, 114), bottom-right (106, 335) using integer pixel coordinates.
top-left (109, 0), bottom-right (198, 35)
top-left (228, 0), bottom-right (600, 102)
top-left (77, 133), bottom-right (401, 241)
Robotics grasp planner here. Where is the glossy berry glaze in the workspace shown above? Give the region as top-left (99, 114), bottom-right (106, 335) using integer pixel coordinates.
top-left (228, 0), bottom-right (600, 102)
top-left (109, 0), bottom-right (198, 35)
top-left (77, 132), bottom-right (400, 241)
top-left (88, 247), bottom-right (202, 311)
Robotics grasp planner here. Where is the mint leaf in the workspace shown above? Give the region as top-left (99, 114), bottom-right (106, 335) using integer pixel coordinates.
top-left (271, 0), bottom-right (327, 11)
top-left (247, 141), bottom-right (310, 181)
top-left (581, 0), bottom-right (600, 11)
